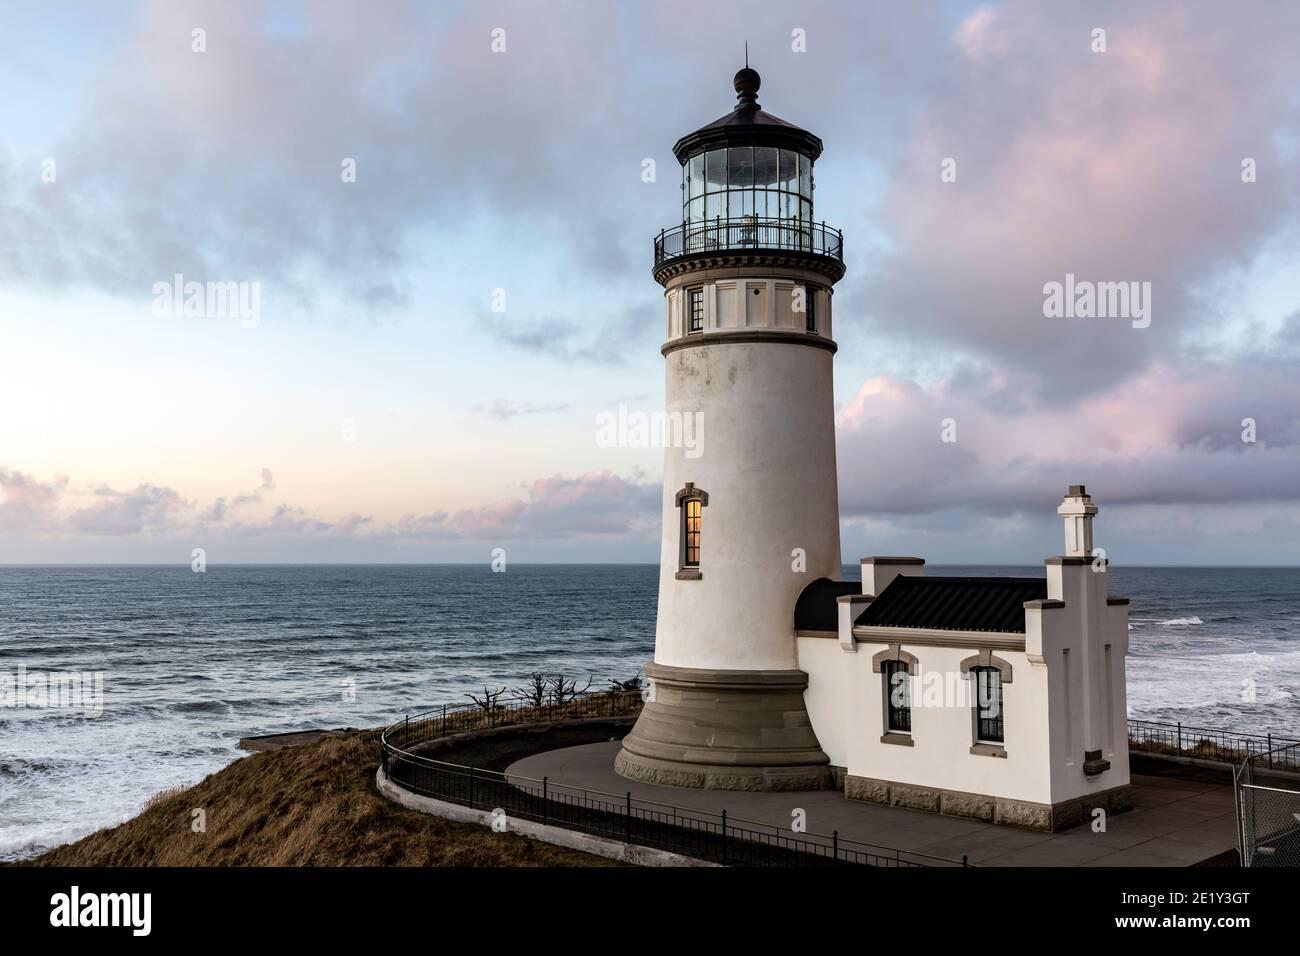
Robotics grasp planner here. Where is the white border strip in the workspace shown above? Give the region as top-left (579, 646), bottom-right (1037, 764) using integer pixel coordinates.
top-left (376, 768), bottom-right (717, 868)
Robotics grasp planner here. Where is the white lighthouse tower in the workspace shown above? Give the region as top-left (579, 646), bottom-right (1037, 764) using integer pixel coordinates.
top-left (617, 65), bottom-right (846, 790)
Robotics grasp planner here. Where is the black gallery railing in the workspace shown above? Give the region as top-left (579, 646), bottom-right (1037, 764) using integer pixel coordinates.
top-left (654, 217), bottom-right (844, 266)
top-left (378, 694), bottom-right (1300, 867)
top-left (379, 691), bottom-right (966, 868)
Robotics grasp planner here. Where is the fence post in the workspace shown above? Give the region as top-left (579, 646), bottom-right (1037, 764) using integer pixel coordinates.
top-left (1268, 734), bottom-right (1273, 768)
top-left (441, 703), bottom-right (446, 734)
top-left (405, 714), bottom-right (409, 745)
top-left (832, 830), bottom-right (838, 863)
top-left (721, 810), bottom-right (727, 866)
top-left (962, 855), bottom-right (969, 867)
top-left (1177, 722), bottom-right (1182, 754)
top-left (543, 777), bottom-right (548, 826)
top-left (470, 766), bottom-right (475, 809)
top-left (625, 792), bottom-right (632, 844)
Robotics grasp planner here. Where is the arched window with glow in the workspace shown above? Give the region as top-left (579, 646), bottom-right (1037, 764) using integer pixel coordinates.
top-left (683, 499), bottom-right (701, 567)
top-left (673, 483), bottom-right (708, 579)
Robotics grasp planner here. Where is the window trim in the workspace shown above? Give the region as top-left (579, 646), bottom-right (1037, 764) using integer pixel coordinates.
top-left (687, 287), bottom-right (704, 334)
top-left (871, 644), bottom-right (919, 745)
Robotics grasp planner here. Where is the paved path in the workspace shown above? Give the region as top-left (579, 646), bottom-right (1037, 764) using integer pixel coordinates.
top-left (507, 741), bottom-right (1239, 866)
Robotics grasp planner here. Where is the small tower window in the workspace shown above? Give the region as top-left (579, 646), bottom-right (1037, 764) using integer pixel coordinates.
top-left (804, 287), bottom-right (817, 333)
top-left (683, 499), bottom-right (701, 566)
top-left (687, 288), bottom-right (704, 333)
top-left (673, 483), bottom-right (709, 579)
top-left (972, 667), bottom-right (1004, 743)
top-left (882, 660), bottom-right (911, 733)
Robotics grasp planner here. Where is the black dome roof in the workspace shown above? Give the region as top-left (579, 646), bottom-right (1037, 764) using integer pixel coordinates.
top-left (672, 66), bottom-right (823, 164)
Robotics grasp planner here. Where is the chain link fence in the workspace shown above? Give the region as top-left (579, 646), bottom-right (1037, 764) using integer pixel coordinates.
top-left (1236, 742), bottom-right (1300, 867)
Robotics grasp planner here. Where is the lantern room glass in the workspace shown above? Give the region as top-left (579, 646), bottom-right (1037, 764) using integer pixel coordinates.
top-left (682, 146), bottom-right (813, 228)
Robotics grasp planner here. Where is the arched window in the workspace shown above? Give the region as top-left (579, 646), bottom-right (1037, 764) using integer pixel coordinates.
top-left (674, 483), bottom-right (708, 580)
top-left (971, 666), bottom-right (1004, 744)
top-left (882, 660), bottom-right (911, 733)
top-left (683, 499), bottom-right (701, 566)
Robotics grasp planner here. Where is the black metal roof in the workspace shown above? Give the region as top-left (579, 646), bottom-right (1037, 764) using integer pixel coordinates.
top-left (854, 576), bottom-right (1048, 634)
top-left (793, 577), bottom-right (862, 631)
top-left (673, 67), bottom-right (823, 164)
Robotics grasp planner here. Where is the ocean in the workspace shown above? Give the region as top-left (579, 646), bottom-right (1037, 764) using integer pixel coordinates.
top-left (1, 563), bottom-right (1297, 860)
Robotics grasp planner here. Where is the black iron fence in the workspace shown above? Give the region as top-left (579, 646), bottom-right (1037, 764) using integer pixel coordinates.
top-left (654, 217), bottom-right (844, 266)
top-left (382, 691), bottom-right (644, 752)
top-left (378, 693), bottom-right (1299, 867)
top-left (379, 691), bottom-right (966, 868)
top-left (1128, 719), bottom-right (1300, 771)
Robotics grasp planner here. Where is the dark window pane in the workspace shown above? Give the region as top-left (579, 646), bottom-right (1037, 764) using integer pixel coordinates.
top-left (884, 660), bottom-right (911, 733)
top-left (688, 153), bottom-right (704, 199)
top-left (705, 149), bottom-right (727, 190)
top-left (704, 191), bottom-right (722, 221)
top-left (780, 149), bottom-right (798, 192)
top-left (754, 147), bottom-right (778, 188)
top-left (974, 668), bottom-right (1004, 743)
top-left (728, 190), bottom-right (744, 219)
top-left (728, 146), bottom-right (753, 188)
top-left (687, 288), bottom-right (703, 333)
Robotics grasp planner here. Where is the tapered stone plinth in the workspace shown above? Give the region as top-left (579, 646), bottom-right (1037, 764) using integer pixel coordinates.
top-left (616, 662), bottom-right (833, 791)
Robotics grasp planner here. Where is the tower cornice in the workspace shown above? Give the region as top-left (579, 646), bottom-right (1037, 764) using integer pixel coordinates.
top-left (653, 249), bottom-right (846, 287)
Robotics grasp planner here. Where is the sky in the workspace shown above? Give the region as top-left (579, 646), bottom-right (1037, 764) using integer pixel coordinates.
top-left (1, 0), bottom-right (1298, 565)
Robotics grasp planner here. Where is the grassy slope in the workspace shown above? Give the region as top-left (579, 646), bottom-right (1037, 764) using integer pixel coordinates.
top-left (28, 734), bottom-right (613, 867)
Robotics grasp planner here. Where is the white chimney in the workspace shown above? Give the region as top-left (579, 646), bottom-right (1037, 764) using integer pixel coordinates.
top-left (1056, 484), bottom-right (1098, 557)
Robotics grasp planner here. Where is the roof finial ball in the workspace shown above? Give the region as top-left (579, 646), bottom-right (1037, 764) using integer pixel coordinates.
top-left (733, 63), bottom-right (761, 111)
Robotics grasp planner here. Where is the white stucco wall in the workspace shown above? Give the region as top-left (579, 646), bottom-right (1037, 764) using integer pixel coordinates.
top-left (1035, 562), bottom-right (1132, 803)
top-left (797, 636), bottom-right (851, 767)
top-left (799, 636), bottom-right (1054, 804)
top-left (799, 557), bottom-right (1131, 810)
top-left (655, 338), bottom-right (840, 672)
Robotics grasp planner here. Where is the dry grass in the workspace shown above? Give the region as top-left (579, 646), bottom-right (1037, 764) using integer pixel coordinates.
top-left (25, 733), bottom-right (615, 867)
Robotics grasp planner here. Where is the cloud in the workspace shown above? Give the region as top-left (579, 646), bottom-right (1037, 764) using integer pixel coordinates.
top-left (473, 399), bottom-right (570, 421)
top-left (836, 351), bottom-right (1300, 517)
top-left (480, 304), bottom-right (658, 365)
top-left (398, 470), bottom-right (659, 540)
top-left (68, 483), bottom-right (189, 536)
top-left (0, 468), bottom-right (69, 531)
top-left (0, 464), bottom-right (657, 550)
top-left (857, 0), bottom-right (1300, 400)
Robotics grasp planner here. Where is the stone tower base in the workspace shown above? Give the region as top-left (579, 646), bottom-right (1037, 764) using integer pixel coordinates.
top-left (615, 662), bottom-right (833, 791)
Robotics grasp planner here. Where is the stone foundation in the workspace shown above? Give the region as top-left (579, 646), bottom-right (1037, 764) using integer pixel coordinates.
top-left (616, 662), bottom-right (834, 791)
top-left (845, 774), bottom-right (1133, 831)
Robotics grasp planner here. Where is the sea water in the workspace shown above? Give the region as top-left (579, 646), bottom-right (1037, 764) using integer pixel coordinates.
top-left (1, 564), bottom-right (1296, 860)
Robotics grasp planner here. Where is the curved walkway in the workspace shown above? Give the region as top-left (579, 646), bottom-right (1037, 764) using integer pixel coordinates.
top-left (507, 742), bottom-right (1239, 867)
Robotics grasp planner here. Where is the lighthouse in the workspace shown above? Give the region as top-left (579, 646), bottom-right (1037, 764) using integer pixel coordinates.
top-left (616, 65), bottom-right (846, 790)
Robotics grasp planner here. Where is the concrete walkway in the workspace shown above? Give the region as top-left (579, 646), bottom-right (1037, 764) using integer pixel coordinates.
top-left (506, 741), bottom-right (1239, 866)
